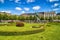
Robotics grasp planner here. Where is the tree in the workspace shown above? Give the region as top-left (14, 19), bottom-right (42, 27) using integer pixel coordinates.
top-left (40, 17), bottom-right (44, 20)
top-left (18, 16), bottom-right (21, 20)
top-left (2, 13), bottom-right (9, 20)
top-left (0, 14), bottom-right (2, 20)
top-left (53, 16), bottom-right (57, 20)
top-left (29, 15), bottom-right (33, 20)
top-left (33, 16), bottom-right (37, 20)
top-left (8, 15), bottom-right (13, 20)
top-left (26, 17), bottom-right (29, 20)
top-left (20, 16), bottom-right (25, 21)
top-left (13, 15), bottom-right (18, 20)
top-left (58, 16), bottom-right (60, 20)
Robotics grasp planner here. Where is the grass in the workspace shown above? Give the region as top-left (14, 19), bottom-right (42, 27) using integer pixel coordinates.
top-left (0, 23), bottom-right (42, 32)
top-left (0, 22), bottom-right (60, 40)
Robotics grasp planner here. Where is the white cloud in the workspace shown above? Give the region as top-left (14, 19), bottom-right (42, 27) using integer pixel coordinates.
top-left (27, 0), bottom-right (35, 3)
top-left (52, 3), bottom-right (59, 7)
top-left (15, 7), bottom-right (22, 10)
top-left (0, 0), bottom-right (4, 3)
top-left (49, 0), bottom-right (59, 2)
top-left (24, 7), bottom-right (30, 11)
top-left (33, 6), bottom-right (41, 10)
top-left (54, 3), bottom-right (59, 7)
top-left (52, 3), bottom-right (60, 7)
top-left (15, 0), bottom-right (20, 3)
top-left (53, 8), bottom-right (59, 11)
top-left (21, 11), bottom-right (25, 13)
top-left (1, 11), bottom-right (11, 13)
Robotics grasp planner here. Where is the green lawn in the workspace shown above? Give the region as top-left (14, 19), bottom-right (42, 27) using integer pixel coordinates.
top-left (0, 22), bottom-right (60, 40)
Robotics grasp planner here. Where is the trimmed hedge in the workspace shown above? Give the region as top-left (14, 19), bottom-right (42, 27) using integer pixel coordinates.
top-left (16, 22), bottom-right (24, 27)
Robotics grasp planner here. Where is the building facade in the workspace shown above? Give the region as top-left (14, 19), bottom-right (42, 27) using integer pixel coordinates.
top-left (21, 11), bottom-right (56, 18)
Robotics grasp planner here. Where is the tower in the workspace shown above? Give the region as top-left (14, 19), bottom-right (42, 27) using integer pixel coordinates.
top-left (35, 12), bottom-right (41, 23)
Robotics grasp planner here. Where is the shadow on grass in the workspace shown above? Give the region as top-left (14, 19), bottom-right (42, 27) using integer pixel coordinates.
top-left (0, 29), bottom-right (45, 36)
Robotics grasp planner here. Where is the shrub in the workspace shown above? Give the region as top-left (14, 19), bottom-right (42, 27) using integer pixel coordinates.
top-left (32, 26), bottom-right (40, 28)
top-left (46, 24), bottom-right (51, 27)
top-left (32, 26), bottom-right (36, 28)
top-left (0, 24), bottom-right (6, 26)
top-left (0, 23), bottom-right (7, 26)
top-left (16, 22), bottom-right (24, 27)
top-left (7, 23), bottom-right (15, 26)
top-left (8, 20), bottom-right (14, 23)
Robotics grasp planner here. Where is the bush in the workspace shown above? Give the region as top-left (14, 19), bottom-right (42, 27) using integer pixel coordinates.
top-left (39, 25), bottom-right (43, 28)
top-left (32, 26), bottom-right (37, 28)
top-left (16, 22), bottom-right (24, 27)
top-left (7, 23), bottom-right (15, 26)
top-left (0, 24), bottom-right (6, 26)
top-left (0, 23), bottom-right (7, 26)
top-left (8, 20), bottom-right (14, 23)
top-left (32, 26), bottom-right (40, 28)
top-left (46, 24), bottom-right (51, 27)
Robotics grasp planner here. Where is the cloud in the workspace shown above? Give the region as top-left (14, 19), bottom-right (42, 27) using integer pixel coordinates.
top-left (53, 8), bottom-right (59, 11)
top-left (54, 3), bottom-right (59, 7)
top-left (15, 0), bottom-right (20, 3)
top-left (52, 3), bottom-right (59, 7)
top-left (15, 7), bottom-right (22, 10)
top-left (49, 0), bottom-right (59, 2)
top-left (33, 6), bottom-right (41, 10)
top-left (0, 0), bottom-right (4, 3)
top-left (21, 11), bottom-right (25, 13)
top-left (52, 3), bottom-right (60, 8)
top-left (27, 0), bottom-right (35, 3)
top-left (1, 11), bottom-right (11, 13)
top-left (24, 7), bottom-right (30, 11)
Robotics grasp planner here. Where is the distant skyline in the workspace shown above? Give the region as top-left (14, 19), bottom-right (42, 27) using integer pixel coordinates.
top-left (0, 0), bottom-right (60, 15)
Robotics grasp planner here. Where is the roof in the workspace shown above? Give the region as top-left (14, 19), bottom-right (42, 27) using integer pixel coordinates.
top-left (57, 13), bottom-right (60, 15)
top-left (21, 11), bottom-right (56, 16)
top-left (21, 12), bottom-right (44, 15)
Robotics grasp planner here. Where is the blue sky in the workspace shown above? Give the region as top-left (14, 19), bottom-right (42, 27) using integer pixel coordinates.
top-left (0, 0), bottom-right (60, 15)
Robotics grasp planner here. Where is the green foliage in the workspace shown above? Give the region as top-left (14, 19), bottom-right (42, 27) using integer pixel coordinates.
top-left (26, 17), bottom-right (29, 20)
top-left (40, 17), bottom-right (44, 20)
top-left (29, 15), bottom-right (33, 20)
top-left (0, 13), bottom-right (3, 20)
top-left (2, 13), bottom-right (9, 20)
top-left (33, 16), bottom-right (37, 20)
top-left (0, 13), bottom-right (9, 20)
top-left (20, 16), bottom-right (25, 21)
top-left (18, 16), bottom-right (21, 20)
top-left (58, 16), bottom-right (60, 20)
top-left (12, 15), bottom-right (18, 20)
top-left (53, 17), bottom-right (57, 20)
top-left (49, 17), bottom-right (52, 20)
top-left (0, 12), bottom-right (60, 21)
top-left (45, 17), bottom-right (49, 20)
